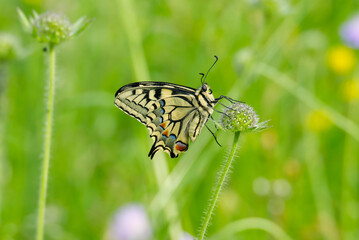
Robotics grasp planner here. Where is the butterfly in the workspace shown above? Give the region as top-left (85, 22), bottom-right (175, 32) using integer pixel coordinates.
top-left (114, 56), bottom-right (239, 159)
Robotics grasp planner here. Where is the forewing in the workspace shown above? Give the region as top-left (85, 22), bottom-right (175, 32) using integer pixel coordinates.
top-left (114, 81), bottom-right (195, 124)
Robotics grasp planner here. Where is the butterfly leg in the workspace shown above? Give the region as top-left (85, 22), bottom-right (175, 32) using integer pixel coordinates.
top-left (215, 95), bottom-right (244, 104)
top-left (216, 100), bottom-right (236, 110)
top-left (210, 115), bottom-right (222, 145)
top-left (213, 108), bottom-right (230, 117)
top-left (205, 124), bottom-right (222, 147)
top-left (210, 115), bottom-right (219, 131)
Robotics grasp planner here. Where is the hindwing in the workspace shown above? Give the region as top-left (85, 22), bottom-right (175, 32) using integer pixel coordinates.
top-left (114, 81), bottom-right (213, 159)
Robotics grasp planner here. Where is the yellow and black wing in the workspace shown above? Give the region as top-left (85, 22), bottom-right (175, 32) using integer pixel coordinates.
top-left (114, 81), bottom-right (213, 159)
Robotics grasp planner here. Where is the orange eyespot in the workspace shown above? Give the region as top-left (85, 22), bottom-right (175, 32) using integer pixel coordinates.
top-left (175, 141), bottom-right (188, 152)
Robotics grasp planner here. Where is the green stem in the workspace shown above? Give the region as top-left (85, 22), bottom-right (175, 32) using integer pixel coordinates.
top-left (303, 133), bottom-right (339, 240)
top-left (36, 43), bottom-right (56, 240)
top-left (0, 63), bottom-right (9, 229)
top-left (340, 101), bottom-right (359, 238)
top-left (118, 0), bottom-right (182, 238)
top-left (119, 0), bottom-right (150, 80)
top-left (199, 131), bottom-right (240, 240)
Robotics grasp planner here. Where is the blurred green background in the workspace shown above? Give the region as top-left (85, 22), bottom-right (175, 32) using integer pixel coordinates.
top-left (1, 0), bottom-right (359, 239)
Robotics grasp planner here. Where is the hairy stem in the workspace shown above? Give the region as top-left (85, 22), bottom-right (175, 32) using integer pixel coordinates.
top-left (36, 43), bottom-right (56, 240)
top-left (199, 131), bottom-right (240, 239)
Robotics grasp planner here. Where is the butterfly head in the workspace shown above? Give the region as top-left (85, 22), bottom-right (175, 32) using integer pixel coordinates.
top-left (195, 82), bottom-right (216, 106)
top-left (198, 83), bottom-right (213, 95)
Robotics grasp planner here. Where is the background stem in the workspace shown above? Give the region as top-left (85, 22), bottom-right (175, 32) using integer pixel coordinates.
top-left (36, 44), bottom-right (56, 240)
top-left (0, 63), bottom-right (9, 231)
top-left (209, 217), bottom-right (294, 240)
top-left (118, 0), bottom-right (182, 238)
top-left (199, 131), bottom-right (240, 239)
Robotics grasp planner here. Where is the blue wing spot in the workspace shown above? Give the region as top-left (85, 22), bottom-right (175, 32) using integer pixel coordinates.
top-left (159, 125), bottom-right (164, 130)
top-left (160, 99), bottom-right (165, 106)
top-left (159, 116), bottom-right (163, 123)
top-left (160, 108), bottom-right (165, 114)
top-left (162, 134), bottom-right (168, 138)
top-left (169, 134), bottom-right (176, 140)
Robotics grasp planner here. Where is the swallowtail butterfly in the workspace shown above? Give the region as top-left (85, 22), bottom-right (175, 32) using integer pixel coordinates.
top-left (114, 56), bottom-right (238, 159)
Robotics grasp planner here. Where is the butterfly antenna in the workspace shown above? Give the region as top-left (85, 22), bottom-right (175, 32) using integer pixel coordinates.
top-left (203, 55), bottom-right (218, 83)
top-left (199, 73), bottom-right (205, 83)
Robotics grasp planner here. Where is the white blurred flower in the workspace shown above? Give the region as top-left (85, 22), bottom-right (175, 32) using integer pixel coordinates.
top-left (107, 203), bottom-right (152, 240)
top-left (273, 179), bottom-right (292, 198)
top-left (254, 177), bottom-right (292, 216)
top-left (300, 30), bottom-right (328, 51)
top-left (267, 198), bottom-right (285, 216)
top-left (271, 0), bottom-right (291, 15)
top-left (253, 177), bottom-right (271, 196)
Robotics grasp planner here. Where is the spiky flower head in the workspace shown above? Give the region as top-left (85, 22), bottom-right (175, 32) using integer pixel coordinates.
top-left (0, 32), bottom-right (21, 62)
top-left (17, 9), bottom-right (93, 46)
top-left (220, 103), bottom-right (269, 133)
top-left (32, 12), bottom-right (72, 44)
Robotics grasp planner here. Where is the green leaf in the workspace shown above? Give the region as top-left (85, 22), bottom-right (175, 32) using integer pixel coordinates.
top-left (17, 8), bottom-right (32, 33)
top-left (71, 17), bottom-right (94, 37)
top-left (32, 10), bottom-right (39, 19)
top-left (252, 120), bottom-right (271, 132)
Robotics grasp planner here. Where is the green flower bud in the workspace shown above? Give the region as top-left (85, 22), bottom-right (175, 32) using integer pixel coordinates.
top-left (220, 103), bottom-right (269, 133)
top-left (0, 33), bottom-right (21, 62)
top-left (17, 8), bottom-right (93, 46)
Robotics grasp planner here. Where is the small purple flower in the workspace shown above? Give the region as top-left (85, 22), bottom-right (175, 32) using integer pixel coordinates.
top-left (108, 203), bottom-right (152, 240)
top-left (180, 231), bottom-right (194, 240)
top-left (340, 14), bottom-right (359, 49)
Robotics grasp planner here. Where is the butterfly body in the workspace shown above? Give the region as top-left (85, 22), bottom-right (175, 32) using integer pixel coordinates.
top-left (114, 81), bottom-right (216, 159)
